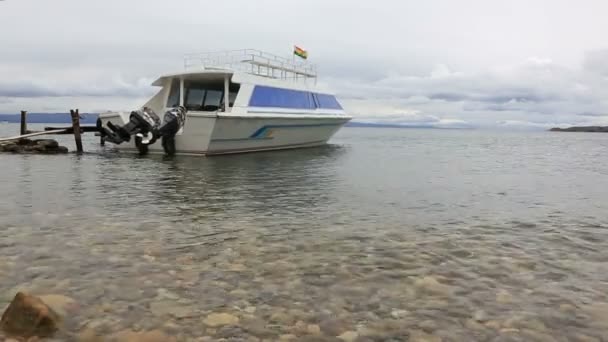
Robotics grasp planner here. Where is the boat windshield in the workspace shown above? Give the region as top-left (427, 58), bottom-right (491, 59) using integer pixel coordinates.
top-left (167, 78), bottom-right (240, 111)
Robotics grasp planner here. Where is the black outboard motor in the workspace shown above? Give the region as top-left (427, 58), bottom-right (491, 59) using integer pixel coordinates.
top-left (100, 106), bottom-right (186, 156)
top-left (102, 107), bottom-right (160, 145)
top-left (156, 106), bottom-right (186, 156)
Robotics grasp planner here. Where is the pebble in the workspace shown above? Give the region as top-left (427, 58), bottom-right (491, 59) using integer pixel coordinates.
top-left (203, 313), bottom-right (239, 327)
top-left (307, 324), bottom-right (321, 335)
top-left (414, 276), bottom-right (452, 296)
top-left (113, 329), bottom-right (176, 342)
top-left (496, 290), bottom-right (513, 304)
top-left (473, 310), bottom-right (487, 322)
top-left (143, 254), bottom-right (156, 262)
top-left (419, 320), bottom-right (437, 333)
top-left (338, 331), bottom-right (359, 342)
top-left (465, 319), bottom-right (485, 330)
top-left (38, 294), bottom-right (79, 317)
top-left (150, 300), bottom-right (196, 318)
top-left (391, 309), bottom-right (409, 319)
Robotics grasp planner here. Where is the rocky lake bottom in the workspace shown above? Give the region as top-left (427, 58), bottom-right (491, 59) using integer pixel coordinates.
top-left (1, 125), bottom-right (608, 341)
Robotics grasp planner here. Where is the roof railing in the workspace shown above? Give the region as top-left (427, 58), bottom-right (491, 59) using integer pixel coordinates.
top-left (184, 49), bottom-right (317, 84)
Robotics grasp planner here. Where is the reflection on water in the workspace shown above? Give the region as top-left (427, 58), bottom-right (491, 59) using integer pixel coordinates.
top-left (1, 124), bottom-right (608, 341)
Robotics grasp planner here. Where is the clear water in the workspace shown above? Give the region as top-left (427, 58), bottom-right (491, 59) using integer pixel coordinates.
top-left (1, 123), bottom-right (608, 341)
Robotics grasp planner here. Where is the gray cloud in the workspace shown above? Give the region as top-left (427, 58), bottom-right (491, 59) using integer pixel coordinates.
top-left (0, 0), bottom-right (607, 128)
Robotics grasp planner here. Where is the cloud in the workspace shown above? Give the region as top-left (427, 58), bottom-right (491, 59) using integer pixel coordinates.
top-left (0, 0), bottom-right (607, 128)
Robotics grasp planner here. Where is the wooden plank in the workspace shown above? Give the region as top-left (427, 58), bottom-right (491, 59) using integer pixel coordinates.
top-left (0, 129), bottom-right (67, 143)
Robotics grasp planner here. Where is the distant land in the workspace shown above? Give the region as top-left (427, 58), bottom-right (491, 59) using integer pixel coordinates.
top-left (549, 126), bottom-right (608, 132)
top-left (345, 121), bottom-right (470, 129)
top-left (1, 115), bottom-right (446, 128)
top-left (0, 114), bottom-right (465, 129)
top-left (0, 113), bottom-right (99, 124)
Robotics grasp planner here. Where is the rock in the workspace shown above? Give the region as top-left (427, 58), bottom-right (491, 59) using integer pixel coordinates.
top-left (414, 276), bottom-right (452, 296)
top-left (113, 329), bottom-right (176, 342)
top-left (419, 320), bottom-right (437, 333)
top-left (203, 313), bottom-right (239, 327)
top-left (150, 301), bottom-right (196, 318)
top-left (55, 146), bottom-right (69, 154)
top-left (143, 254), bottom-right (156, 262)
top-left (391, 309), bottom-right (409, 319)
top-left (155, 289), bottom-right (180, 300)
top-left (496, 290), bottom-right (513, 304)
top-left (1, 143), bottom-right (20, 153)
top-left (0, 292), bottom-right (61, 338)
top-left (269, 310), bottom-right (297, 325)
top-left (465, 319), bottom-right (485, 330)
top-left (319, 318), bottom-right (348, 336)
top-left (34, 139), bottom-right (59, 148)
top-left (473, 310), bottom-right (488, 322)
top-left (485, 320), bottom-right (502, 330)
top-left (338, 331), bottom-right (359, 342)
top-left (499, 328), bottom-right (519, 334)
top-left (410, 329), bottom-right (442, 342)
top-left (38, 294), bottom-right (78, 317)
top-left (244, 306), bottom-right (256, 314)
top-left (520, 329), bottom-right (557, 342)
top-left (78, 328), bottom-right (103, 342)
top-left (16, 138), bottom-right (33, 145)
top-left (569, 332), bottom-right (601, 342)
top-left (306, 324), bottom-right (321, 335)
top-left (279, 334), bottom-right (297, 340)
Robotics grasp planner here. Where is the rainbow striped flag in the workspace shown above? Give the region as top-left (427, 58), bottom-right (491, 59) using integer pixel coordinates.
top-left (294, 46), bottom-right (308, 60)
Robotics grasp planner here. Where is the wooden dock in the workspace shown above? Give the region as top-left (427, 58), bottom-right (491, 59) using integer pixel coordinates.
top-left (0, 109), bottom-right (101, 154)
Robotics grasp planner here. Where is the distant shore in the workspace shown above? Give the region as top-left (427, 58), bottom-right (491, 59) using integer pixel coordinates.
top-left (549, 126), bottom-right (608, 132)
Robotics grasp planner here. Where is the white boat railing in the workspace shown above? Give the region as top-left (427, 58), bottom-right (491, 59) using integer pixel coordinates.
top-left (184, 49), bottom-right (317, 83)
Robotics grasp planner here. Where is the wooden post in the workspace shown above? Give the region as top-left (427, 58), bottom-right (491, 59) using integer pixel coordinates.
top-left (70, 109), bottom-right (83, 153)
top-left (20, 111), bottom-right (27, 135)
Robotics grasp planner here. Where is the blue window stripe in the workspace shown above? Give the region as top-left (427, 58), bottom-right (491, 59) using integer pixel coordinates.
top-left (249, 86), bottom-right (342, 110)
top-left (316, 93), bottom-right (343, 110)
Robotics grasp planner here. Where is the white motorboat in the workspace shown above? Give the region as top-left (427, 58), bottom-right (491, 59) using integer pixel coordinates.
top-left (98, 49), bottom-right (351, 156)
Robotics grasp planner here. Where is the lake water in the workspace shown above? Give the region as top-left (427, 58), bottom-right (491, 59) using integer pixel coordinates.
top-left (1, 123), bottom-right (608, 341)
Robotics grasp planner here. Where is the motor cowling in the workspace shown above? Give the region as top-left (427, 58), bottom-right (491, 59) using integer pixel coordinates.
top-left (157, 106), bottom-right (186, 156)
top-left (100, 106), bottom-right (186, 156)
top-left (102, 107), bottom-right (160, 145)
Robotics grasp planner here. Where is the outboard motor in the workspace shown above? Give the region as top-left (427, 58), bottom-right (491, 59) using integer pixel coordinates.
top-left (100, 106), bottom-right (186, 156)
top-left (156, 106), bottom-right (186, 156)
top-left (102, 107), bottom-right (160, 145)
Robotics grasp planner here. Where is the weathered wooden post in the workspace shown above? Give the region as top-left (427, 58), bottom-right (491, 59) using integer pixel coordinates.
top-left (20, 111), bottom-right (27, 135)
top-left (70, 109), bottom-right (83, 153)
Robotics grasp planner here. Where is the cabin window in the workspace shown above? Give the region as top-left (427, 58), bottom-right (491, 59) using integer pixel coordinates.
top-left (249, 86), bottom-right (314, 109)
top-left (203, 90), bottom-right (222, 111)
top-left (227, 83), bottom-right (241, 107)
top-left (316, 93), bottom-right (343, 110)
top-left (185, 87), bottom-right (206, 111)
top-left (166, 79), bottom-right (180, 108)
top-left (183, 80), bottom-right (242, 111)
top-left (248, 86), bottom-right (342, 110)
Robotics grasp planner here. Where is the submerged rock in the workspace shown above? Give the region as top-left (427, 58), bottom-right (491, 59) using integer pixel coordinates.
top-left (414, 276), bottom-right (452, 296)
top-left (203, 313), bottom-right (239, 327)
top-left (150, 300), bottom-right (196, 318)
top-left (38, 294), bottom-right (78, 317)
top-left (338, 330), bottom-right (359, 341)
top-left (112, 329), bottom-right (176, 342)
top-left (0, 292), bottom-right (61, 338)
top-left (0, 138), bottom-right (68, 154)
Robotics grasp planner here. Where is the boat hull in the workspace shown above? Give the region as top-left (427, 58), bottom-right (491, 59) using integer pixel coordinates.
top-left (99, 112), bottom-right (350, 156)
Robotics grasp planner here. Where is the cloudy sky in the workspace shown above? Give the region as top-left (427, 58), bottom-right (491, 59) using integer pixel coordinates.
top-left (1, 0), bottom-right (607, 128)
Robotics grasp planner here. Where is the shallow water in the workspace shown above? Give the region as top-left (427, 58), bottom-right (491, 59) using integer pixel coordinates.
top-left (1, 123), bottom-right (608, 341)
